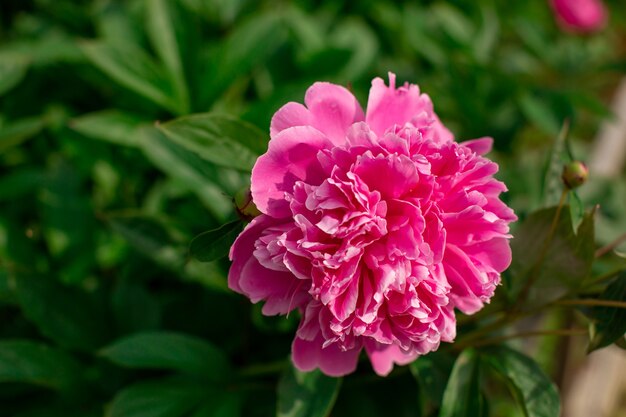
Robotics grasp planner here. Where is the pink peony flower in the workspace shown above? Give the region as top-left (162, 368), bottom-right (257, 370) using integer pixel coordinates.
top-left (228, 73), bottom-right (517, 377)
top-left (550, 0), bottom-right (607, 33)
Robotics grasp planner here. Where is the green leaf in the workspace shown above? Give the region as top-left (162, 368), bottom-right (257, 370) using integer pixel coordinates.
top-left (0, 168), bottom-right (43, 202)
top-left (509, 206), bottom-right (596, 308)
top-left (0, 340), bottom-right (81, 392)
top-left (190, 221), bottom-right (243, 262)
top-left (146, 0), bottom-right (190, 114)
top-left (0, 117), bottom-right (46, 153)
top-left (588, 272), bottom-right (626, 352)
top-left (410, 351), bottom-right (455, 410)
top-left (440, 349), bottom-right (484, 417)
top-left (15, 274), bottom-right (110, 352)
top-left (70, 110), bottom-right (146, 147)
top-left (202, 12), bottom-right (287, 105)
top-left (139, 128), bottom-right (236, 219)
top-left (540, 121), bottom-right (569, 207)
top-left (80, 41), bottom-right (180, 114)
top-left (157, 113), bottom-right (267, 171)
top-left (330, 18), bottom-right (378, 81)
top-left (0, 53), bottom-right (29, 95)
top-left (432, 3), bottom-right (475, 46)
top-left (188, 393), bottom-right (242, 417)
top-left (100, 331), bottom-right (229, 380)
top-left (518, 93), bottom-right (561, 136)
top-left (277, 365), bottom-right (342, 417)
top-left (484, 346), bottom-right (560, 417)
top-left (106, 378), bottom-right (207, 417)
top-left (112, 280), bottom-right (161, 334)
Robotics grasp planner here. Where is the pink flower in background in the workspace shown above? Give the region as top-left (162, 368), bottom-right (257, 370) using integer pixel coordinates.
top-left (228, 73), bottom-right (517, 377)
top-left (550, 0), bottom-right (607, 33)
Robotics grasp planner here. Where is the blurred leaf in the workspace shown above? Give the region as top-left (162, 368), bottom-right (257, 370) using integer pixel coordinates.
top-left (0, 269), bottom-right (17, 305)
top-left (146, 0), bottom-right (190, 114)
top-left (80, 41), bottom-right (181, 114)
top-left (474, 4), bottom-right (499, 63)
top-left (189, 393), bottom-right (242, 417)
top-left (202, 12), bottom-right (287, 105)
top-left (440, 349), bottom-right (484, 417)
top-left (70, 110), bottom-right (146, 147)
top-left (179, 0), bottom-right (246, 25)
top-left (100, 331), bottom-right (230, 379)
top-left (139, 128), bottom-right (235, 219)
top-left (0, 340), bottom-right (81, 392)
top-left (331, 18), bottom-right (378, 81)
top-left (410, 351), bottom-right (455, 410)
top-left (540, 121), bottom-right (569, 207)
top-left (157, 113), bottom-right (266, 171)
top-left (108, 213), bottom-right (182, 268)
top-left (518, 93), bottom-right (561, 136)
top-left (509, 206), bottom-right (596, 308)
top-left (484, 346), bottom-right (560, 417)
top-left (0, 53), bottom-right (29, 95)
top-left (277, 364), bottom-right (341, 417)
top-left (189, 221), bottom-right (243, 263)
top-left (106, 378), bottom-right (207, 417)
top-left (0, 168), bottom-right (43, 201)
top-left (112, 280), bottom-right (161, 335)
top-left (15, 274), bottom-right (110, 351)
top-left (588, 272), bottom-right (626, 352)
top-left (432, 3), bottom-right (475, 46)
top-left (0, 117), bottom-right (46, 153)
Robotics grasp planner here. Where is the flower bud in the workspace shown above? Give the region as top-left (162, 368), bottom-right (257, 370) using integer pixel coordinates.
top-left (562, 161), bottom-right (588, 189)
top-left (234, 187), bottom-right (261, 221)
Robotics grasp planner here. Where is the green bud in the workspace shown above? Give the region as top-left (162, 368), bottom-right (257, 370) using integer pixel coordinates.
top-left (562, 161), bottom-right (588, 189)
top-left (234, 187), bottom-right (261, 221)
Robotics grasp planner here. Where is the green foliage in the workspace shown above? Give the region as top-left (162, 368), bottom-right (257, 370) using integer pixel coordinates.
top-left (1, 0), bottom-right (625, 415)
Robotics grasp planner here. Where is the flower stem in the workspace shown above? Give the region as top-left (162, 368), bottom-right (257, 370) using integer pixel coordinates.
top-left (595, 232), bottom-right (626, 258)
top-left (469, 328), bottom-right (587, 349)
top-left (554, 299), bottom-right (626, 309)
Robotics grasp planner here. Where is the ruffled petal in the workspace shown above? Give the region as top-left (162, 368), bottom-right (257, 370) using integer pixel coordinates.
top-left (292, 332), bottom-right (361, 377)
top-left (251, 126), bottom-right (333, 217)
top-left (364, 340), bottom-right (419, 376)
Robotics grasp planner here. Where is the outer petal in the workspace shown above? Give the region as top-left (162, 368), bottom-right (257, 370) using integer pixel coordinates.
top-left (270, 82), bottom-right (364, 145)
top-left (251, 126), bottom-right (333, 218)
top-left (364, 341), bottom-right (419, 377)
top-left (228, 215), bottom-right (308, 315)
top-left (461, 137), bottom-right (493, 156)
top-left (292, 332), bottom-right (361, 377)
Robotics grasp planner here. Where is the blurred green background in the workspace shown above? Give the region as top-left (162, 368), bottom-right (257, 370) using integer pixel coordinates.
top-left (1, 0), bottom-right (625, 416)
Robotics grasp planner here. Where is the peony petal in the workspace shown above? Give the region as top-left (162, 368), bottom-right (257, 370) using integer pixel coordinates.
top-left (292, 332), bottom-right (361, 377)
top-left (461, 137), bottom-right (493, 156)
top-left (364, 340), bottom-right (419, 376)
top-left (251, 126), bottom-right (333, 217)
top-left (270, 102), bottom-right (312, 139)
top-left (304, 82), bottom-right (365, 145)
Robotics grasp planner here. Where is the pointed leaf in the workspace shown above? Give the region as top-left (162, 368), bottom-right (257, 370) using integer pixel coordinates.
top-left (70, 110), bottom-right (146, 147)
top-left (0, 340), bottom-right (81, 392)
top-left (190, 221), bottom-right (243, 262)
top-left (100, 331), bottom-right (229, 380)
top-left (277, 364), bottom-right (342, 417)
top-left (484, 346), bottom-right (560, 417)
top-left (440, 349), bottom-right (484, 417)
top-left (588, 272), bottom-right (626, 352)
top-left (157, 113), bottom-right (266, 171)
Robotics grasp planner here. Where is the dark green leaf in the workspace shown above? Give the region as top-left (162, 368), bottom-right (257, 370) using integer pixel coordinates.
top-left (146, 0), bottom-right (190, 114)
top-left (439, 349), bottom-right (484, 417)
top-left (0, 117), bottom-right (46, 153)
top-left (277, 364), bottom-right (342, 417)
top-left (541, 121), bottom-right (569, 207)
top-left (588, 272), bottom-right (626, 352)
top-left (410, 351), bottom-right (455, 409)
top-left (0, 168), bottom-right (43, 202)
top-left (188, 393), bottom-right (242, 417)
top-left (70, 110), bottom-right (146, 147)
top-left (15, 274), bottom-right (110, 351)
top-left (190, 221), bottom-right (243, 262)
top-left (518, 93), bottom-right (560, 136)
top-left (202, 12), bottom-right (287, 104)
top-left (509, 206), bottom-right (596, 308)
top-left (100, 331), bottom-right (230, 380)
top-left (330, 18), bottom-right (378, 81)
top-left (80, 41), bottom-right (180, 114)
top-left (157, 113), bottom-right (267, 171)
top-left (106, 378), bottom-right (207, 417)
top-left (484, 346), bottom-right (560, 417)
top-left (0, 53), bottom-right (29, 95)
top-left (0, 340), bottom-right (81, 392)
top-left (112, 280), bottom-right (161, 334)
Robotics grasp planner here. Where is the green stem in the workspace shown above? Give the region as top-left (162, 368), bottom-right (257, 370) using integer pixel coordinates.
top-left (595, 232), bottom-right (626, 258)
top-left (470, 328), bottom-right (587, 349)
top-left (554, 299), bottom-right (626, 309)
